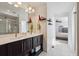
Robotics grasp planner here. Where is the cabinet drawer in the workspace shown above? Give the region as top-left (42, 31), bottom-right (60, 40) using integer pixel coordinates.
top-left (37, 36), bottom-right (41, 45)
top-left (7, 40), bottom-right (23, 56)
top-left (23, 38), bottom-right (32, 55)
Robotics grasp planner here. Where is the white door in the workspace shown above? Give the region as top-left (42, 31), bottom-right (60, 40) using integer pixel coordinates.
top-left (47, 17), bottom-right (56, 51)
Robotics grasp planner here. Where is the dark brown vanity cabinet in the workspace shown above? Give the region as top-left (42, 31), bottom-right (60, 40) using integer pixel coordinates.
top-left (0, 44), bottom-right (7, 56)
top-left (7, 40), bottom-right (23, 56)
top-left (38, 35), bottom-right (43, 45)
top-left (0, 35), bottom-right (43, 56)
top-left (23, 38), bottom-right (32, 55)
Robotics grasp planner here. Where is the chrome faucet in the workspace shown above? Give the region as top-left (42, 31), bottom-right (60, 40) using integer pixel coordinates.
top-left (15, 33), bottom-right (17, 37)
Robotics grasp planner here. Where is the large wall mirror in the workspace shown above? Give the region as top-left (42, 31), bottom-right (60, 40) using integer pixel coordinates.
top-left (0, 2), bottom-right (28, 35)
top-left (0, 15), bottom-right (19, 35)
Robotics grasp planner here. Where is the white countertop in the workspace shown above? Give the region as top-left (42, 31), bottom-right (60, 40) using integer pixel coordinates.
top-left (0, 32), bottom-right (43, 45)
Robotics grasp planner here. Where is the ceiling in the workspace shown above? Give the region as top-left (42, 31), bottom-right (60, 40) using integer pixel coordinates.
top-left (47, 2), bottom-right (74, 16)
top-left (0, 2), bottom-right (46, 10)
top-left (0, 2), bottom-right (47, 15)
top-left (0, 2), bottom-right (74, 16)
top-left (22, 2), bottom-right (46, 8)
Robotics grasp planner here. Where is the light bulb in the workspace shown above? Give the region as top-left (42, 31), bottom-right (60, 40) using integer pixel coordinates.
top-left (28, 7), bottom-right (32, 10)
top-left (14, 4), bottom-right (19, 7)
top-left (32, 9), bottom-right (35, 13)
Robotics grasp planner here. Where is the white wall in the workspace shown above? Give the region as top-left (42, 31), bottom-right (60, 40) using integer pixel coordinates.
top-left (68, 3), bottom-right (76, 54)
top-left (47, 17), bottom-right (56, 46)
top-left (68, 9), bottom-right (74, 51)
top-left (47, 3), bottom-right (56, 52)
top-left (56, 17), bottom-right (68, 27)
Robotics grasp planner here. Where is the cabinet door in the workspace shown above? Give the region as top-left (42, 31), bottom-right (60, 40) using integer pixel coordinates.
top-left (37, 35), bottom-right (43, 46)
top-left (40, 35), bottom-right (43, 45)
top-left (32, 36), bottom-right (38, 48)
top-left (0, 44), bottom-right (7, 56)
top-left (23, 38), bottom-right (32, 55)
top-left (7, 40), bottom-right (23, 56)
top-left (37, 36), bottom-right (41, 45)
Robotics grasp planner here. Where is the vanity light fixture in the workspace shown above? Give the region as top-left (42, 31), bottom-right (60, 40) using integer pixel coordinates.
top-left (0, 19), bottom-right (2, 21)
top-left (14, 4), bottom-right (19, 7)
top-left (25, 9), bottom-right (28, 12)
top-left (28, 7), bottom-right (32, 10)
top-left (32, 9), bottom-right (35, 13)
top-left (25, 7), bottom-right (35, 13)
top-left (8, 2), bottom-right (35, 13)
top-left (8, 2), bottom-right (22, 8)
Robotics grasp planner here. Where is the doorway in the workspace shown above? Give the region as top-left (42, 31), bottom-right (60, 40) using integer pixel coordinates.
top-left (55, 17), bottom-right (68, 45)
top-left (46, 2), bottom-right (76, 56)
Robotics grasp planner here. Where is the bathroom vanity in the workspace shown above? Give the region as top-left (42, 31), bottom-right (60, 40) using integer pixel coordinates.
top-left (0, 3), bottom-right (45, 56)
top-left (0, 33), bottom-right (43, 56)
top-left (0, 9), bottom-right (43, 56)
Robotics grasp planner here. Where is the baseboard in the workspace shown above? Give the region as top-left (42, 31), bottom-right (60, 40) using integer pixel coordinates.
top-left (31, 49), bottom-right (43, 56)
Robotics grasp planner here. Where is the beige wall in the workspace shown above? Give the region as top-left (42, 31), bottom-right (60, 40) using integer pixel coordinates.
top-left (28, 3), bottom-right (47, 52)
top-left (73, 3), bottom-right (77, 55)
top-left (77, 2), bottom-right (79, 55)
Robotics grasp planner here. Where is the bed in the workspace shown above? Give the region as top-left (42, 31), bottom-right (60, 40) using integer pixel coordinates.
top-left (56, 27), bottom-right (68, 40)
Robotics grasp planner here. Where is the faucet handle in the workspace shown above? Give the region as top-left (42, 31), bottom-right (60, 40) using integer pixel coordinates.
top-left (15, 33), bottom-right (17, 37)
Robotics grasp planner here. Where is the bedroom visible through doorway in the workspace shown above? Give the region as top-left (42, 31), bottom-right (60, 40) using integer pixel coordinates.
top-left (55, 17), bottom-right (68, 44)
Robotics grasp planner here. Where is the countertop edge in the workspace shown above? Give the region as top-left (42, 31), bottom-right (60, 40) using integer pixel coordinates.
top-left (0, 33), bottom-right (43, 45)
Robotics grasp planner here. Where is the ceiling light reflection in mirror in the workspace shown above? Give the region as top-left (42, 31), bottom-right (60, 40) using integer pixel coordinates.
top-left (14, 4), bottom-right (19, 7)
top-left (8, 2), bottom-right (35, 13)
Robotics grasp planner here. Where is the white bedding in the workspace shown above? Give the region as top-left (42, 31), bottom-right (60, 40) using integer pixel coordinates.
top-left (56, 32), bottom-right (68, 38)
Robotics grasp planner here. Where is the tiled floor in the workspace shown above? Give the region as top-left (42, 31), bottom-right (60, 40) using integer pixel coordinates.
top-left (39, 51), bottom-right (47, 56)
top-left (39, 39), bottom-right (75, 56)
